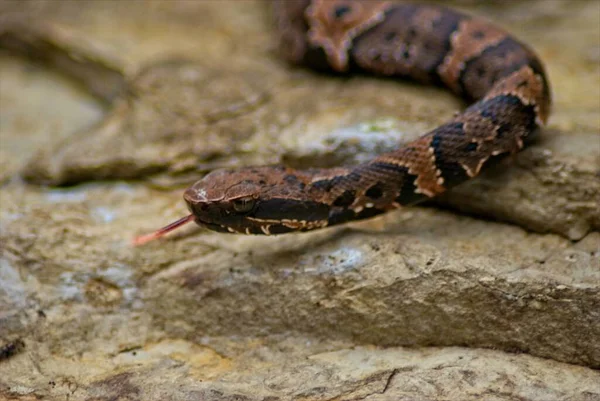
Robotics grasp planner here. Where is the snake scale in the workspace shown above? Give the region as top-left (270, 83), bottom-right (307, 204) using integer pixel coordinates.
top-left (134, 0), bottom-right (551, 244)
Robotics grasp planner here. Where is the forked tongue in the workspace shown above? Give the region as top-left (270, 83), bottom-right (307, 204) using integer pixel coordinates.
top-left (132, 214), bottom-right (195, 246)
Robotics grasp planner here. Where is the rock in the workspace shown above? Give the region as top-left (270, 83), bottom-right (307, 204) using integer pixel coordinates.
top-left (3, 342), bottom-right (599, 400)
top-left (141, 210), bottom-right (600, 368)
top-left (0, 0), bottom-right (598, 400)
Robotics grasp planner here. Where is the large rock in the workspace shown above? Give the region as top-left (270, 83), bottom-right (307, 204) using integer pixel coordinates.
top-left (141, 213), bottom-right (600, 367)
top-left (0, 0), bottom-right (598, 399)
top-left (2, 338), bottom-right (599, 400)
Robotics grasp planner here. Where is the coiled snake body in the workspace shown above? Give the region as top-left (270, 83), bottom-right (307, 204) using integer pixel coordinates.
top-left (134, 0), bottom-right (551, 243)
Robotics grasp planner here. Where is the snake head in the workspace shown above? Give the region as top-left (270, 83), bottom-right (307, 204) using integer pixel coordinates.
top-left (183, 167), bottom-right (331, 235)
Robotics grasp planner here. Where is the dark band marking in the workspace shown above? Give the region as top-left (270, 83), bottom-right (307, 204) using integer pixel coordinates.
top-left (483, 66), bottom-right (548, 125)
top-left (398, 174), bottom-right (423, 205)
top-left (365, 183), bottom-right (383, 200)
top-left (364, 163), bottom-right (424, 206)
top-left (470, 94), bottom-right (538, 137)
top-left (351, 4), bottom-right (463, 83)
top-left (365, 183), bottom-right (385, 200)
top-left (333, 189), bottom-right (356, 207)
top-left (458, 36), bottom-right (542, 101)
top-left (438, 18), bottom-right (508, 93)
top-left (430, 132), bottom-right (473, 185)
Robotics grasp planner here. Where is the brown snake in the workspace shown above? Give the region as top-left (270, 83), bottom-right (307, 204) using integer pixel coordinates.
top-left (134, 0), bottom-right (551, 244)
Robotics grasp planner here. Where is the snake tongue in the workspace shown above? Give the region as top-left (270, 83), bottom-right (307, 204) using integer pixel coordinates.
top-left (132, 214), bottom-right (195, 246)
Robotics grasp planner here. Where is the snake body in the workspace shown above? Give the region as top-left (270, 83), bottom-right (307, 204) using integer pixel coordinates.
top-left (142, 0), bottom-right (552, 239)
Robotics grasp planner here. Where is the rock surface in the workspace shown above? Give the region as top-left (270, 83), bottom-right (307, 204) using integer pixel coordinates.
top-left (0, 1), bottom-right (599, 400)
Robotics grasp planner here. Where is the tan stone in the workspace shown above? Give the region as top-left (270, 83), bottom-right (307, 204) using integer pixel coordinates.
top-left (0, 1), bottom-right (598, 399)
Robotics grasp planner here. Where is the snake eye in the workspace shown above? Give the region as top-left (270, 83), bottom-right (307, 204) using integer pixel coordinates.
top-left (232, 197), bottom-right (255, 213)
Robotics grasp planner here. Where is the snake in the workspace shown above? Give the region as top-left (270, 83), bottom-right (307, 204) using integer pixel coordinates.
top-left (133, 0), bottom-right (551, 244)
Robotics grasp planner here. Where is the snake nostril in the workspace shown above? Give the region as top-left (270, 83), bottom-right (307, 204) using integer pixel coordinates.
top-left (190, 203), bottom-right (208, 215)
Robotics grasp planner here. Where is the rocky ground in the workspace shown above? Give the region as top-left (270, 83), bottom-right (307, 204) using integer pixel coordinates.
top-left (0, 1), bottom-right (598, 400)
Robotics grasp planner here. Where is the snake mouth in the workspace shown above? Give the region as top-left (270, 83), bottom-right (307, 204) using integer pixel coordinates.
top-left (194, 217), bottom-right (233, 234)
top-left (194, 215), bottom-right (328, 235)
top-left (194, 217), bottom-right (264, 235)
